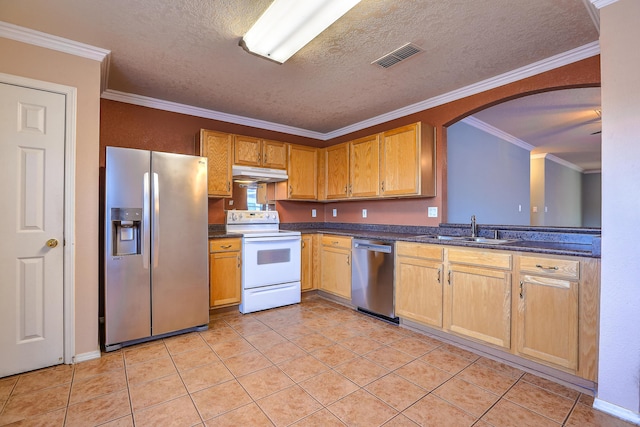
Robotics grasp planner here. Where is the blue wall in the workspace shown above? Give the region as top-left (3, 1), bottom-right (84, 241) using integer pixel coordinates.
top-left (447, 121), bottom-right (530, 225)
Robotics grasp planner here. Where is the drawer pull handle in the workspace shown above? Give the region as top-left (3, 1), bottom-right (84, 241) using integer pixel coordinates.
top-left (535, 264), bottom-right (559, 271)
top-left (332, 241), bottom-right (339, 245)
top-left (220, 244), bottom-right (232, 249)
top-left (520, 280), bottom-right (524, 299)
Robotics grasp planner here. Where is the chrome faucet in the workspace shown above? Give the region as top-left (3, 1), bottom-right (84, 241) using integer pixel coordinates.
top-left (471, 215), bottom-right (477, 238)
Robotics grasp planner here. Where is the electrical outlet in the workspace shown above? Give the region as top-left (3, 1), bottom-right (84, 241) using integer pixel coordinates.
top-left (427, 207), bottom-right (438, 218)
top-left (332, 208), bottom-right (337, 217)
top-left (545, 206), bottom-right (548, 213)
top-left (518, 204), bottom-right (522, 212)
top-left (362, 209), bottom-right (367, 218)
top-left (311, 209), bottom-right (316, 218)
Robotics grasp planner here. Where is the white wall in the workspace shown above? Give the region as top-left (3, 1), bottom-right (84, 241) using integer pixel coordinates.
top-left (598, 0), bottom-right (640, 420)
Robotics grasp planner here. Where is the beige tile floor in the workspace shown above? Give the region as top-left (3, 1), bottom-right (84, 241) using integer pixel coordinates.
top-left (0, 294), bottom-right (635, 427)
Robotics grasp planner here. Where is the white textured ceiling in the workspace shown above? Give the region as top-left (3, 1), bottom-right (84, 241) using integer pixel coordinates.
top-left (0, 0), bottom-right (600, 168)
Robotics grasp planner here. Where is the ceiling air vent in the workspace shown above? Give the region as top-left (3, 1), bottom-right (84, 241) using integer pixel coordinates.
top-left (372, 43), bottom-right (423, 69)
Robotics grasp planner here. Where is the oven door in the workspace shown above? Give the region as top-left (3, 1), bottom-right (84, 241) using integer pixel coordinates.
top-left (242, 235), bottom-right (301, 289)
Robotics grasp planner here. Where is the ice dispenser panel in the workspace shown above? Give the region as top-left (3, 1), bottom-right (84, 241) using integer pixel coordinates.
top-left (111, 208), bottom-right (142, 256)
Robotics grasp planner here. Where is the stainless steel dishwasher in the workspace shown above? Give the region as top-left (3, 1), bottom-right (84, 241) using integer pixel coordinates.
top-left (351, 239), bottom-right (398, 323)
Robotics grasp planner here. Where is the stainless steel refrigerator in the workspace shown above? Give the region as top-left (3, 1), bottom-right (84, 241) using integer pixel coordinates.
top-left (104, 147), bottom-right (209, 351)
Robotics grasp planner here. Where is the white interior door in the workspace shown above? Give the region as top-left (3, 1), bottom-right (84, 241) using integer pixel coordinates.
top-left (0, 82), bottom-right (66, 377)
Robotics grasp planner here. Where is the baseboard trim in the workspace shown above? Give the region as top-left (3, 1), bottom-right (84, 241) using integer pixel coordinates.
top-left (73, 350), bottom-right (101, 364)
top-left (593, 398), bottom-right (640, 425)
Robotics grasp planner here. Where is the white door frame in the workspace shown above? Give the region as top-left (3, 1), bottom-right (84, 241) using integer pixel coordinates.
top-left (1, 72), bottom-right (76, 365)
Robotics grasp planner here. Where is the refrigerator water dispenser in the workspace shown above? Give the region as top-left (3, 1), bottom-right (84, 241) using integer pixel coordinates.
top-left (111, 208), bottom-right (142, 256)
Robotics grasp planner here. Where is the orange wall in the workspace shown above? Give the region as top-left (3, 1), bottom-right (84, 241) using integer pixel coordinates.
top-left (100, 56), bottom-right (600, 226)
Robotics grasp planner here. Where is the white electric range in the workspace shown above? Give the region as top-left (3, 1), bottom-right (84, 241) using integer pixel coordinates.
top-left (225, 210), bottom-right (301, 314)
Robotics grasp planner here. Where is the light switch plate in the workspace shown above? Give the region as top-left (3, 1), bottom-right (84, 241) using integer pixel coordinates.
top-left (332, 208), bottom-right (337, 217)
top-left (311, 209), bottom-right (316, 218)
top-left (362, 209), bottom-right (367, 218)
top-left (428, 207), bottom-right (438, 218)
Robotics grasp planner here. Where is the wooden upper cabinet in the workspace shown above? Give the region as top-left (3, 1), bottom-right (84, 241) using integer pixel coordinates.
top-left (379, 122), bottom-right (436, 197)
top-left (325, 143), bottom-right (349, 199)
top-left (198, 129), bottom-right (232, 197)
top-left (350, 134), bottom-right (379, 198)
top-left (286, 144), bottom-right (318, 200)
top-left (234, 136), bottom-right (287, 169)
top-left (234, 135), bottom-right (262, 167)
top-left (262, 140), bottom-right (287, 169)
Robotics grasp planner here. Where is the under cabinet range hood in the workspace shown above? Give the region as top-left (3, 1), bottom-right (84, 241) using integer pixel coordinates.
top-left (232, 165), bottom-right (288, 183)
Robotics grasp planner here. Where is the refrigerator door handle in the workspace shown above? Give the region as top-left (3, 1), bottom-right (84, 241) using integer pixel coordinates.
top-left (152, 172), bottom-right (160, 268)
top-left (142, 172), bottom-right (150, 269)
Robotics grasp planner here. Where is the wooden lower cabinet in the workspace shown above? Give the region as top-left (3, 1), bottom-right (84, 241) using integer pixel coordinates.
top-left (319, 235), bottom-right (352, 299)
top-left (445, 264), bottom-right (512, 350)
top-left (301, 234), bottom-right (319, 292)
top-left (394, 243), bottom-right (600, 381)
top-left (209, 238), bottom-right (241, 308)
top-left (516, 274), bottom-right (578, 370)
top-left (395, 242), bottom-right (444, 328)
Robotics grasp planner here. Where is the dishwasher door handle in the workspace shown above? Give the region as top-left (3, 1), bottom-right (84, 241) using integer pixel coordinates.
top-left (353, 242), bottom-right (392, 253)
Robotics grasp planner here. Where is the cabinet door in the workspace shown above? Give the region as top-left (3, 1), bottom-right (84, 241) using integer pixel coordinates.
top-left (301, 234), bottom-right (314, 291)
top-left (350, 135), bottom-right (379, 198)
top-left (209, 251), bottom-right (241, 307)
top-left (516, 274), bottom-right (579, 370)
top-left (396, 256), bottom-right (443, 327)
top-left (234, 135), bottom-right (262, 166)
top-left (325, 143), bottom-right (349, 199)
top-left (287, 144), bottom-right (318, 200)
top-left (262, 140), bottom-right (287, 169)
top-left (379, 123), bottom-right (420, 196)
top-left (200, 130), bottom-right (232, 197)
top-left (446, 264), bottom-right (511, 349)
top-left (320, 246), bottom-right (351, 299)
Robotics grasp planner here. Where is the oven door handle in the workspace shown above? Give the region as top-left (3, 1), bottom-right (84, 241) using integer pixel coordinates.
top-left (243, 236), bottom-right (301, 243)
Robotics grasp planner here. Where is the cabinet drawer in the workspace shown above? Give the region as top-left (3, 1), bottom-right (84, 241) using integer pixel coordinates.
top-left (209, 238), bottom-right (241, 253)
top-left (321, 235), bottom-right (352, 250)
top-left (397, 242), bottom-right (443, 261)
top-left (448, 248), bottom-right (511, 270)
top-left (519, 255), bottom-right (579, 280)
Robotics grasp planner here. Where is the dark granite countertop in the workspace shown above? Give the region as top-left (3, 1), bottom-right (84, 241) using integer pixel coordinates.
top-left (208, 222), bottom-right (601, 258)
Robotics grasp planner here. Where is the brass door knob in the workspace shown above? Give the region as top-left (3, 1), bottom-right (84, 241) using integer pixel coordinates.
top-left (46, 239), bottom-right (59, 248)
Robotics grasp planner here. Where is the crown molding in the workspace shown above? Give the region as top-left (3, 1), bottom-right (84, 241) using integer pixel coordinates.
top-left (325, 41), bottom-right (600, 139)
top-left (590, 0), bottom-right (619, 9)
top-left (0, 21), bottom-right (111, 92)
top-left (582, 0), bottom-right (600, 33)
top-left (463, 117), bottom-right (585, 172)
top-left (101, 90), bottom-right (326, 140)
top-left (531, 153), bottom-right (583, 172)
top-left (461, 116), bottom-right (534, 152)
top-left (100, 41), bottom-right (600, 141)
top-left (2, 21), bottom-right (599, 142)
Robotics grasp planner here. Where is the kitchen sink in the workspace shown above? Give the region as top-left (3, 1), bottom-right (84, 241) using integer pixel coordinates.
top-left (412, 235), bottom-right (518, 245)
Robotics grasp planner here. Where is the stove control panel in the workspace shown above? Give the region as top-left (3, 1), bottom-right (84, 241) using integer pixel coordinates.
top-left (226, 210), bottom-right (280, 225)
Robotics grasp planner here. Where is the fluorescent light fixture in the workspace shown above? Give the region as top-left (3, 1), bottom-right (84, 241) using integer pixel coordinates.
top-left (241, 0), bottom-right (361, 63)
